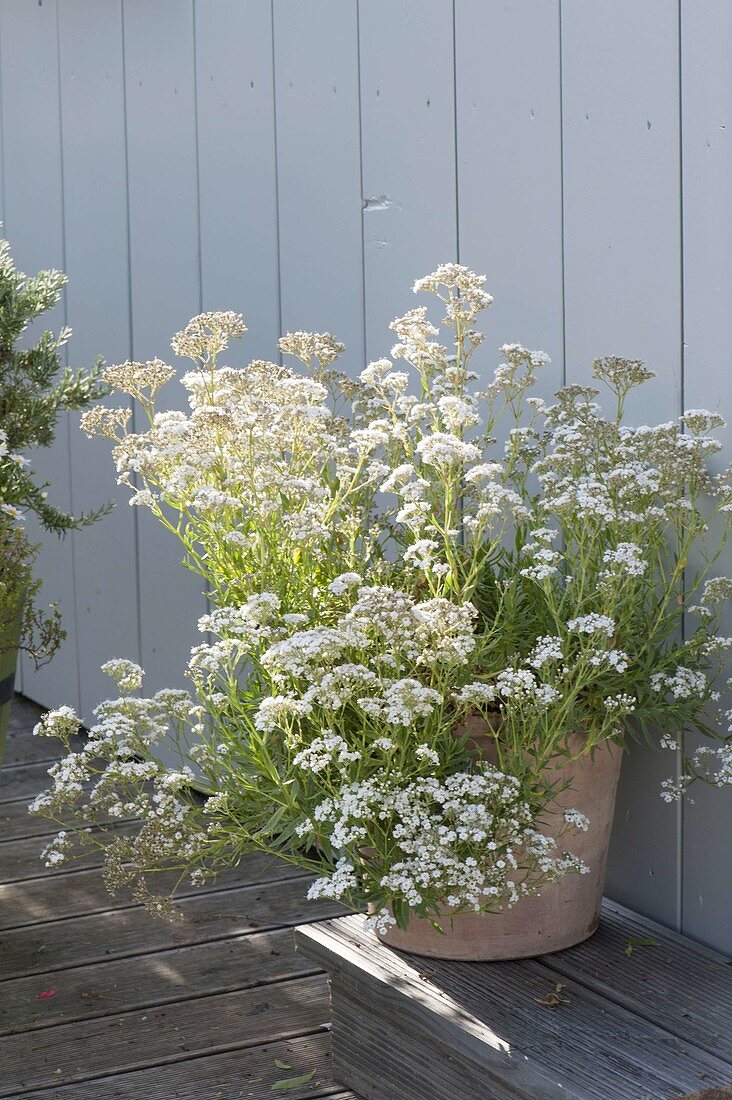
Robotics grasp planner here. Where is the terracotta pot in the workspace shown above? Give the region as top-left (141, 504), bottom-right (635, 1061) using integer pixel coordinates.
top-left (376, 726), bottom-right (623, 961)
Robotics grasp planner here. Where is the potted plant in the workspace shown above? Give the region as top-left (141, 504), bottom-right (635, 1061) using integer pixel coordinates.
top-left (0, 234), bottom-right (109, 762)
top-left (29, 268), bottom-right (731, 960)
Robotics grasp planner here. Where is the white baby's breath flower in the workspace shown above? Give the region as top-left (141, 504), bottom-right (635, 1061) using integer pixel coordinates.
top-left (563, 809), bottom-right (590, 832)
top-left (651, 667), bottom-right (708, 700)
top-left (328, 572), bottom-right (362, 596)
top-left (416, 432), bottom-right (481, 468)
top-left (703, 577), bottom-right (732, 605)
top-left (101, 658), bottom-right (145, 692)
top-left (33, 706), bottom-right (81, 740)
top-left (567, 614), bottom-right (616, 638)
top-left (464, 462), bottom-right (503, 484)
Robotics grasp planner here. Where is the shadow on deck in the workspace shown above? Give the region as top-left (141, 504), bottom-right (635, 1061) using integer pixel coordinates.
top-left (0, 695), bottom-right (356, 1100)
top-left (297, 907), bottom-right (732, 1099)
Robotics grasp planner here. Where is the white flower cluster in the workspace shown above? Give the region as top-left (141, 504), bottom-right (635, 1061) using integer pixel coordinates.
top-left (651, 666), bottom-right (708, 701)
top-left (293, 732), bottom-right (361, 774)
top-left (100, 658), bottom-right (145, 692)
top-left (567, 614), bottom-right (616, 638)
top-left (305, 766), bottom-right (587, 916)
top-left (520, 532), bottom-right (561, 582)
top-left (327, 572), bottom-right (362, 596)
top-left (33, 266), bottom-right (732, 926)
top-left (495, 669), bottom-right (560, 707)
top-left (602, 543), bottom-right (648, 577)
top-left (33, 705), bottom-right (81, 741)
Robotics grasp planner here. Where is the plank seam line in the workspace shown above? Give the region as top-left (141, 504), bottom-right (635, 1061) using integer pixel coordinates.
top-left (0, 910), bottom-right (345, 983)
top-left (0, 822), bottom-right (122, 845)
top-left (355, 0), bottom-right (367, 364)
top-left (0, 755), bottom-right (60, 775)
top-left (0, 967), bottom-right (324, 1039)
top-left (269, 0), bottom-right (283, 346)
top-left (0, 830), bottom-right (60, 844)
top-left (0, 859), bottom-right (308, 893)
top-left (0, 926), bottom-right (309, 987)
top-left (451, 0), bottom-right (459, 266)
top-left (676, 0), bottom-right (686, 940)
top-left (0, 869), bottom-right (315, 933)
top-left (0, 791), bottom-right (63, 808)
top-left (0, 819), bottom-right (140, 854)
top-left (54, 0), bottom-right (83, 718)
top-left (1, 1020), bottom-right (335, 1098)
top-left (558, 0), bottom-right (567, 389)
top-left (119, 0), bottom-right (144, 686)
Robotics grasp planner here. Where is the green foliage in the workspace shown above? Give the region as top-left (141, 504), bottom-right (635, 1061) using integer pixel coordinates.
top-left (0, 233), bottom-right (111, 534)
top-left (0, 232), bottom-right (112, 664)
top-left (0, 521), bottom-right (63, 665)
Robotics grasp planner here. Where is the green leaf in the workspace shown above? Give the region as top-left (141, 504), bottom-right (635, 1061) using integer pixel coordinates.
top-left (270, 1070), bottom-right (316, 1091)
top-left (273, 1060), bottom-right (292, 1070)
top-left (624, 937), bottom-right (659, 958)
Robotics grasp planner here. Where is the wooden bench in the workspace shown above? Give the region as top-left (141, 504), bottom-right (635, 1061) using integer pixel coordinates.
top-left (295, 900), bottom-right (732, 1099)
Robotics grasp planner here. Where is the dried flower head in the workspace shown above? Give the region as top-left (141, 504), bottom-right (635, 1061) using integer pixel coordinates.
top-left (80, 405), bottom-right (132, 439)
top-left (592, 356), bottom-right (655, 393)
top-left (102, 359), bottom-right (175, 400)
top-left (278, 331), bottom-right (345, 369)
top-left (171, 311), bottom-right (247, 361)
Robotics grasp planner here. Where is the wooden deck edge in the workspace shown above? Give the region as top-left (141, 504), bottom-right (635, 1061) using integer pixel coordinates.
top-left (295, 908), bottom-right (732, 1100)
top-left (294, 917), bottom-right (574, 1100)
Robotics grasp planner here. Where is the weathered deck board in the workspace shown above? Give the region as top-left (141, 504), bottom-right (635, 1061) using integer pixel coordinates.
top-left (0, 926), bottom-right (317, 1035)
top-left (297, 913), bottom-right (732, 1100)
top-left (16, 1034), bottom-right (350, 1099)
top-left (0, 796), bottom-right (76, 842)
top-left (0, 822), bottom-right (140, 883)
top-left (0, 850), bottom-right (306, 928)
top-left (2, 696), bottom-right (82, 767)
top-left (0, 696), bottom-right (355, 1100)
top-left (544, 900), bottom-right (732, 1063)
top-left (0, 760), bottom-right (63, 802)
top-left (1, 869), bottom-right (342, 980)
top-left (1, 973), bottom-right (330, 1095)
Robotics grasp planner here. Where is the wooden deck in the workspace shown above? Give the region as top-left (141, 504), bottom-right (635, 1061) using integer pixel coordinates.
top-left (7, 694), bottom-right (732, 1100)
top-left (0, 695), bottom-right (357, 1100)
top-left (297, 911), bottom-right (732, 1100)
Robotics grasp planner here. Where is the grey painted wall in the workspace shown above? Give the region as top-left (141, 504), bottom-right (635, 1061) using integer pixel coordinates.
top-left (1, 0), bottom-right (730, 950)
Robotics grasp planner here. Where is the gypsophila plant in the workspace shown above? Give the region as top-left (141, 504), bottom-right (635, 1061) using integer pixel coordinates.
top-left (342, 265), bottom-right (732, 792)
top-left (32, 263), bottom-right (731, 928)
top-left (80, 312), bottom-right (384, 618)
top-left (30, 615), bottom-right (588, 930)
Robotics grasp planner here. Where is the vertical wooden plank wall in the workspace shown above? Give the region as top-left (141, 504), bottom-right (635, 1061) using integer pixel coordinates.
top-left (0, 1), bottom-right (79, 711)
top-left (560, 0), bottom-right (684, 928)
top-left (455, 0), bottom-right (564, 395)
top-left (679, 0), bottom-right (732, 949)
top-left (194, 0), bottom-right (280, 364)
top-left (122, 0), bottom-right (204, 696)
top-left (358, 0), bottom-right (457, 362)
top-left (273, 0), bottom-right (364, 375)
top-left (58, 0), bottom-right (140, 719)
top-left (2, 0), bottom-right (730, 951)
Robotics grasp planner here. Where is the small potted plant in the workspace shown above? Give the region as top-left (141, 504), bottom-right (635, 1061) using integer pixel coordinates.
top-left (30, 268), bottom-right (731, 960)
top-left (0, 234), bottom-right (109, 762)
